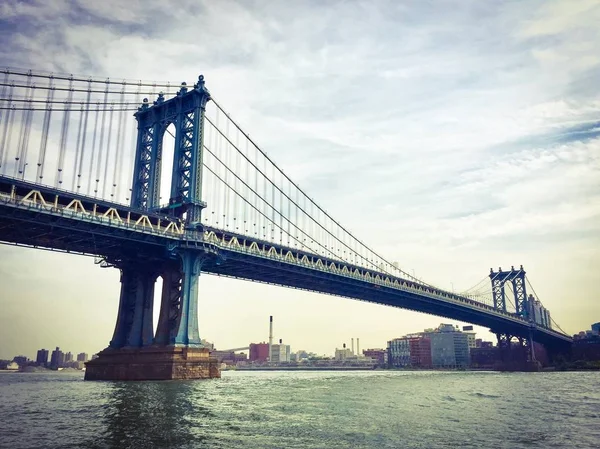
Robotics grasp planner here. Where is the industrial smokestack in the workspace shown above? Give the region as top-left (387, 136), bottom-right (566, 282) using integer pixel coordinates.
top-left (269, 316), bottom-right (273, 363)
top-left (343, 343), bottom-right (346, 349)
top-left (279, 339), bottom-right (282, 344)
top-left (357, 338), bottom-right (360, 356)
top-left (351, 338), bottom-right (354, 355)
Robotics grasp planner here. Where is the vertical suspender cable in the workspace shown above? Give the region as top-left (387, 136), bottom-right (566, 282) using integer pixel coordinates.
top-left (73, 102), bottom-right (85, 188)
top-left (101, 104), bottom-right (115, 199)
top-left (271, 160), bottom-right (276, 241)
top-left (263, 152), bottom-right (267, 238)
top-left (112, 90), bottom-right (126, 200)
top-left (224, 117), bottom-right (230, 228)
top-left (0, 71), bottom-right (9, 170)
top-left (86, 102), bottom-right (101, 194)
top-left (15, 72), bottom-right (33, 177)
top-left (74, 79), bottom-right (92, 191)
top-left (0, 81), bottom-right (15, 174)
top-left (234, 126), bottom-right (240, 230)
top-left (244, 138), bottom-right (249, 232)
top-left (90, 80), bottom-right (109, 194)
top-left (37, 76), bottom-right (55, 182)
top-left (56, 76), bottom-right (74, 187)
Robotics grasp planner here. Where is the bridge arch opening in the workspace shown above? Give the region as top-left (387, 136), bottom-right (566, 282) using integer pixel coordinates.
top-left (159, 122), bottom-right (176, 209)
top-left (152, 275), bottom-right (163, 339)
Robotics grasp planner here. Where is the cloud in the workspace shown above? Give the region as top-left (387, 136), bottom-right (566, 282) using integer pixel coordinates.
top-left (0, 0), bottom-right (599, 358)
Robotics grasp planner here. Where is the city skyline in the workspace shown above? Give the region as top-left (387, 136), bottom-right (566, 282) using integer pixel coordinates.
top-left (1, 0), bottom-right (599, 359)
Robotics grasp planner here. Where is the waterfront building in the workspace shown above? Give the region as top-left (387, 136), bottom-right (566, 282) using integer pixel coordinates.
top-left (50, 347), bottom-right (64, 369)
top-left (591, 322), bottom-right (600, 335)
top-left (13, 355), bottom-right (28, 366)
top-left (470, 346), bottom-right (498, 369)
top-left (409, 337), bottom-right (431, 368)
top-left (36, 349), bottom-right (49, 365)
top-left (387, 338), bottom-right (411, 367)
top-left (76, 353), bottom-right (88, 362)
top-left (462, 326), bottom-right (477, 349)
top-left (388, 324), bottom-right (469, 368)
top-left (211, 351), bottom-right (248, 366)
top-left (335, 347), bottom-right (353, 361)
top-left (64, 352), bottom-right (73, 363)
top-left (249, 343), bottom-right (269, 362)
top-left (6, 361), bottom-right (19, 370)
top-left (428, 325), bottom-right (470, 368)
top-left (271, 342), bottom-right (291, 363)
top-left (363, 348), bottom-right (386, 366)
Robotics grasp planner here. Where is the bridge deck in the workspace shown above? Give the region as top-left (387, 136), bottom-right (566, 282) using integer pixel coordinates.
top-left (0, 175), bottom-right (572, 348)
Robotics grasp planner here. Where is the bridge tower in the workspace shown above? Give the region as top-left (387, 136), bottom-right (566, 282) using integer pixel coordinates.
top-left (489, 265), bottom-right (528, 317)
top-left (489, 265), bottom-right (541, 370)
top-left (85, 77), bottom-right (219, 381)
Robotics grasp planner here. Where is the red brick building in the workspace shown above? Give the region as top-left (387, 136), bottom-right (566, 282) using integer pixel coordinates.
top-left (249, 343), bottom-right (269, 362)
top-left (363, 349), bottom-right (386, 365)
top-left (409, 337), bottom-right (432, 368)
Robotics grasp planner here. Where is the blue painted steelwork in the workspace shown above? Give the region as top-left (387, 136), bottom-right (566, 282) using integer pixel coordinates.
top-left (154, 251), bottom-right (205, 346)
top-left (489, 266), bottom-right (529, 319)
top-left (109, 263), bottom-right (158, 348)
top-left (131, 77), bottom-right (210, 228)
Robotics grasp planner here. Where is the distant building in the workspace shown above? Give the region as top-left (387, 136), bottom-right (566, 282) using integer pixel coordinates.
top-left (428, 325), bottom-right (470, 368)
top-left (271, 342), bottom-right (291, 363)
top-left (36, 349), bottom-right (49, 366)
top-left (572, 325), bottom-right (600, 362)
top-left (335, 347), bottom-right (353, 362)
top-left (388, 324), bottom-right (469, 369)
top-left (462, 326), bottom-right (477, 349)
top-left (6, 362), bottom-right (19, 371)
top-left (249, 343), bottom-right (269, 362)
top-left (388, 338), bottom-right (411, 367)
top-left (363, 348), bottom-right (386, 365)
top-left (76, 353), bottom-right (88, 362)
top-left (470, 346), bottom-right (498, 369)
top-left (409, 337), bottom-right (431, 368)
top-left (211, 351), bottom-right (247, 366)
top-left (13, 355), bottom-right (28, 366)
top-left (64, 352), bottom-right (73, 364)
top-left (50, 347), bottom-right (64, 369)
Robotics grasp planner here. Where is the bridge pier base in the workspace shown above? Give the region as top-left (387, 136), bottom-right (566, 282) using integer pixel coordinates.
top-left (493, 332), bottom-right (541, 372)
top-left (85, 253), bottom-right (220, 381)
top-left (84, 346), bottom-right (219, 381)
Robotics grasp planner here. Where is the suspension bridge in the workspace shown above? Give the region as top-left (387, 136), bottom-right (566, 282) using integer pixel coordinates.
top-left (0, 68), bottom-right (571, 379)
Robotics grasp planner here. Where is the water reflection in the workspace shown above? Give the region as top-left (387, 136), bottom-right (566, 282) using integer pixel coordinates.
top-left (89, 381), bottom-right (213, 449)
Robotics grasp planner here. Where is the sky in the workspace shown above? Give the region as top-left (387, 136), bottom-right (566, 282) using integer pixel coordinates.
top-left (0, 0), bottom-right (599, 359)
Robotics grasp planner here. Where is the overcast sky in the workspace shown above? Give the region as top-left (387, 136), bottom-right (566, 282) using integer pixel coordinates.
top-left (0, 0), bottom-right (599, 359)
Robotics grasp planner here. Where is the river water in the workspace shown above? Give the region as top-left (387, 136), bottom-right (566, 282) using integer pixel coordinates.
top-left (0, 370), bottom-right (598, 448)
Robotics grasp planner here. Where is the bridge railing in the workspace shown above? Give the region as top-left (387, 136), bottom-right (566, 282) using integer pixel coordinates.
top-left (0, 177), bottom-right (189, 240)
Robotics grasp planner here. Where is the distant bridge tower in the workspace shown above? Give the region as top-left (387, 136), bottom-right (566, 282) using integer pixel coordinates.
top-left (489, 265), bottom-right (529, 318)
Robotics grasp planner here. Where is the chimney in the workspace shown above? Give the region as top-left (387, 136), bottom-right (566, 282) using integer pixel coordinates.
top-left (269, 316), bottom-right (273, 363)
top-left (279, 339), bottom-right (282, 344)
top-left (357, 338), bottom-right (360, 356)
top-left (351, 338), bottom-right (354, 355)
top-left (343, 343), bottom-right (346, 349)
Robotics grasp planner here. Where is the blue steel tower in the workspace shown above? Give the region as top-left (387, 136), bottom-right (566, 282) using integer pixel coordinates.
top-left (109, 77), bottom-right (212, 352)
top-left (131, 76), bottom-right (210, 226)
